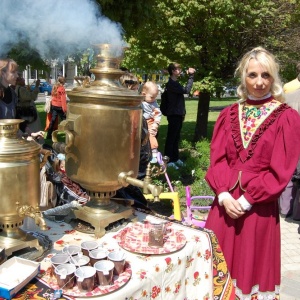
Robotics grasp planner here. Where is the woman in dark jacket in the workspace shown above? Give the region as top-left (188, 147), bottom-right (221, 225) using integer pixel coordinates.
top-left (164, 63), bottom-right (195, 168)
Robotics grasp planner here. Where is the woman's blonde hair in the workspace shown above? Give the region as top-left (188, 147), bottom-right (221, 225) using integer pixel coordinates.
top-left (235, 47), bottom-right (284, 102)
top-left (0, 58), bottom-right (18, 97)
top-left (51, 76), bottom-right (65, 96)
top-left (0, 58), bottom-right (18, 75)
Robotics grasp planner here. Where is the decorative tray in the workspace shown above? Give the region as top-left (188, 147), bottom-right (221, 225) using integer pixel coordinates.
top-left (39, 262), bottom-right (132, 298)
top-left (114, 222), bottom-right (186, 255)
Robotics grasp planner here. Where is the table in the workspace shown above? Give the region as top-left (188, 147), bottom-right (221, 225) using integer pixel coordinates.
top-left (1, 211), bottom-right (235, 300)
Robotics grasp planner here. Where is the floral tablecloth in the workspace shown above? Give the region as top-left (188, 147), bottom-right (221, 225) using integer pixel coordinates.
top-left (2, 211), bottom-right (235, 300)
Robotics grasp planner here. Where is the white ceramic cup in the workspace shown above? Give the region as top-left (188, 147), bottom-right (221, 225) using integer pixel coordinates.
top-left (50, 254), bottom-right (69, 277)
top-left (81, 241), bottom-right (99, 256)
top-left (75, 266), bottom-right (96, 292)
top-left (89, 248), bottom-right (109, 266)
top-left (94, 260), bottom-right (114, 286)
top-left (70, 254), bottom-right (90, 267)
top-left (55, 263), bottom-right (76, 289)
top-left (62, 245), bottom-right (82, 256)
top-left (107, 250), bottom-right (126, 275)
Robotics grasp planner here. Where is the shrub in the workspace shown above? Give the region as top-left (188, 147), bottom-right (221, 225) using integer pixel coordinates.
top-left (151, 138), bottom-right (214, 211)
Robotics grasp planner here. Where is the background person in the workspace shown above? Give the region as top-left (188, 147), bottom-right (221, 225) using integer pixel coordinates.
top-left (46, 76), bottom-right (67, 140)
top-left (204, 47), bottom-right (300, 298)
top-left (14, 76), bottom-right (42, 133)
top-left (283, 62), bottom-right (300, 93)
top-left (0, 58), bottom-right (43, 140)
top-left (279, 88), bottom-right (300, 220)
top-left (163, 63), bottom-right (195, 169)
top-left (141, 81), bottom-right (161, 163)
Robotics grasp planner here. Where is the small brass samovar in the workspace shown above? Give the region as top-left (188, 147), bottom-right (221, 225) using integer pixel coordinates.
top-left (0, 119), bottom-right (47, 255)
top-left (53, 44), bottom-right (162, 238)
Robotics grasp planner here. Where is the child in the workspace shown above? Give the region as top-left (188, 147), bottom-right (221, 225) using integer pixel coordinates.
top-left (46, 76), bottom-right (67, 140)
top-left (141, 81), bottom-right (161, 163)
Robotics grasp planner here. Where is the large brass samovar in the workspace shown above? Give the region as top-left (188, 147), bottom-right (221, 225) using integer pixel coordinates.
top-left (0, 119), bottom-right (47, 255)
top-left (53, 44), bottom-right (161, 238)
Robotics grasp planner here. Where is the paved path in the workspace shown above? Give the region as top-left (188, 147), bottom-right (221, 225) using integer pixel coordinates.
top-left (280, 215), bottom-right (300, 299)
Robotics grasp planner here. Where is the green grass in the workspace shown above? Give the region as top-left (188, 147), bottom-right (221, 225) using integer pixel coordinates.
top-left (36, 104), bottom-right (65, 144)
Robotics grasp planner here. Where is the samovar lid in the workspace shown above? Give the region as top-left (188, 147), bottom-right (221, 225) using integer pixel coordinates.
top-left (67, 43), bottom-right (144, 105)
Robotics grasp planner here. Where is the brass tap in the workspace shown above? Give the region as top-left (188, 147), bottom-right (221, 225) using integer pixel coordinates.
top-left (16, 202), bottom-right (48, 231)
top-left (118, 164), bottom-right (163, 202)
top-left (33, 212), bottom-right (48, 231)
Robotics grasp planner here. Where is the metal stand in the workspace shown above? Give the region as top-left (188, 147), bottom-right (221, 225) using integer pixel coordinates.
top-left (72, 199), bottom-right (137, 238)
top-left (0, 234), bottom-right (43, 257)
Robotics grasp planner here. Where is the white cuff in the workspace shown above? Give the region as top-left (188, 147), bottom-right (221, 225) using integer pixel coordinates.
top-left (218, 192), bottom-right (232, 206)
top-left (237, 195), bottom-right (252, 211)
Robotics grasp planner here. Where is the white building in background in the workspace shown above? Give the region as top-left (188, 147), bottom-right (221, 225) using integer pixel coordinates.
top-left (21, 59), bottom-right (78, 87)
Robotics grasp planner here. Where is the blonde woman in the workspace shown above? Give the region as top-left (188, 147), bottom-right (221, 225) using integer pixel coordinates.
top-left (0, 58), bottom-right (43, 139)
top-left (204, 47), bottom-right (300, 299)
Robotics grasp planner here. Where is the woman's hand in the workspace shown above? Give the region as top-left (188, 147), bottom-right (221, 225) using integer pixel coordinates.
top-left (31, 131), bottom-right (44, 139)
top-left (223, 198), bottom-right (245, 219)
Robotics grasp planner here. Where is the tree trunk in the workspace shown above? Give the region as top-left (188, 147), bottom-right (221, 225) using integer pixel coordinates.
top-left (193, 92), bottom-right (210, 142)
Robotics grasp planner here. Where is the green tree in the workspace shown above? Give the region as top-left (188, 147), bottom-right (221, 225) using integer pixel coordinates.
top-left (114, 0), bottom-right (298, 141)
top-left (8, 41), bottom-right (51, 74)
top-left (96, 0), bottom-right (157, 34)
top-left (271, 0), bottom-right (300, 82)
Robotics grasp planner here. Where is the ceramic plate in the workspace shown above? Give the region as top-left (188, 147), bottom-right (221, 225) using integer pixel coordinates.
top-left (114, 222), bottom-right (186, 255)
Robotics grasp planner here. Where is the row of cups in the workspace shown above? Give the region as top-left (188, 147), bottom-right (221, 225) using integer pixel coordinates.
top-left (50, 241), bottom-right (126, 292)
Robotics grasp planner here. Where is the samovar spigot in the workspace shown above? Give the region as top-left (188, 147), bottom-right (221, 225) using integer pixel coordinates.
top-left (118, 164), bottom-right (163, 202)
top-left (16, 202), bottom-right (48, 231)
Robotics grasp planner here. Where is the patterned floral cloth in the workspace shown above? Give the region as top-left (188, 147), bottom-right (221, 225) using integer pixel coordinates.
top-left (0, 212), bottom-right (235, 300)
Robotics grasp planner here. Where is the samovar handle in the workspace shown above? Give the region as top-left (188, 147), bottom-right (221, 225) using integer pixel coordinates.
top-left (52, 120), bottom-right (74, 154)
top-left (40, 148), bottom-right (51, 169)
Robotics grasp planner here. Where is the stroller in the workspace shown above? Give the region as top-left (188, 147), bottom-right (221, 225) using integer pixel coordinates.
top-left (40, 144), bottom-right (89, 210)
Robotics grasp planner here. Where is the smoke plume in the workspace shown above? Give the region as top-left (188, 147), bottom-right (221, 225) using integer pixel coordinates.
top-left (0, 0), bottom-right (125, 58)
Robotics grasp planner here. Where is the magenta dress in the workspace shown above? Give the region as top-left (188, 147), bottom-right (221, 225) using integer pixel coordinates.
top-left (205, 97), bottom-right (300, 299)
